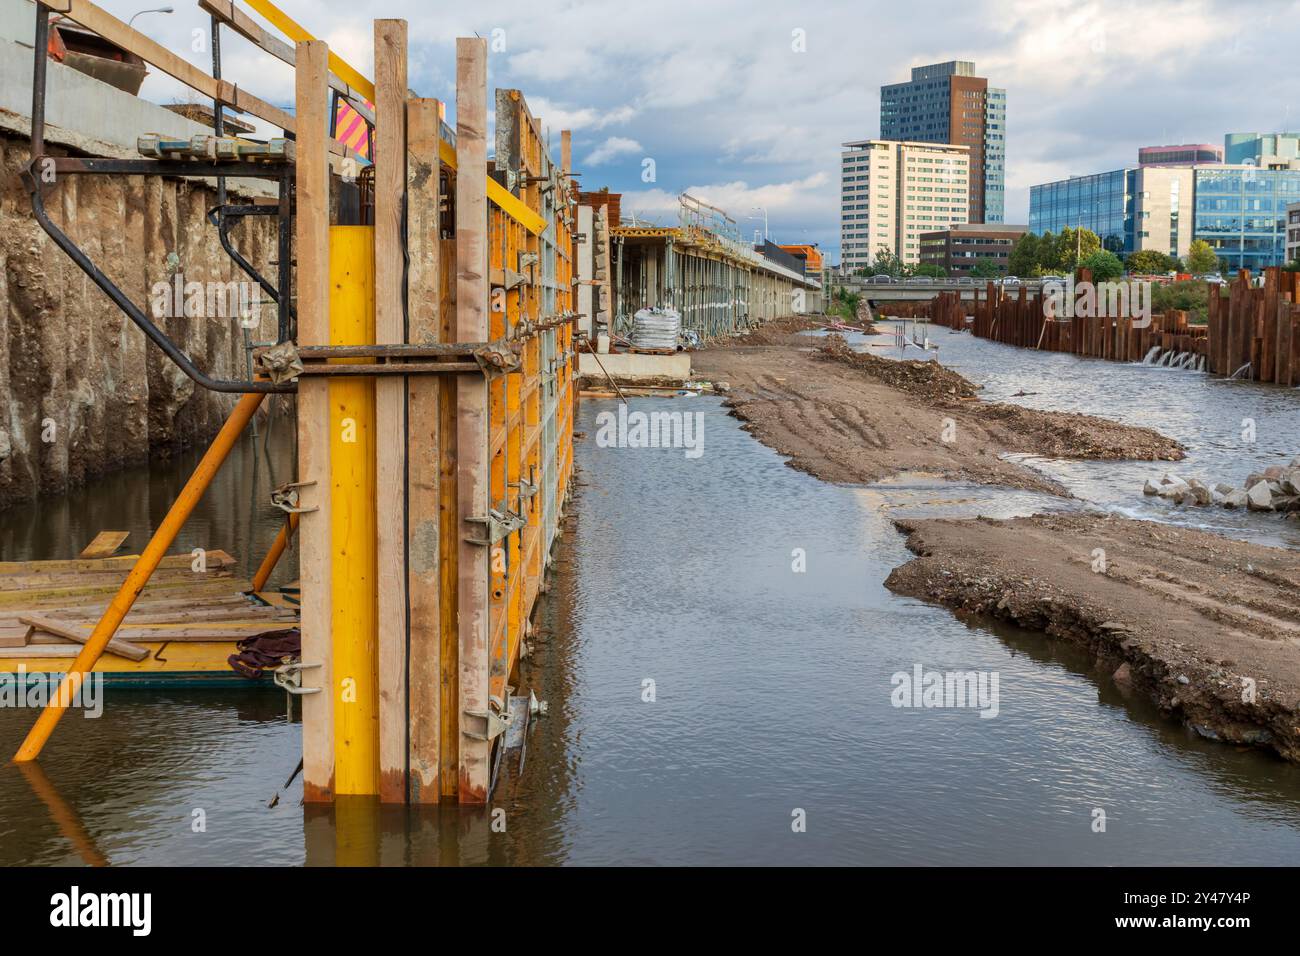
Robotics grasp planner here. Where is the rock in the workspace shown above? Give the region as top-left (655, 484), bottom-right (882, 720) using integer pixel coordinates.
top-left (1281, 470), bottom-right (1300, 495)
top-left (1246, 481), bottom-right (1274, 511)
top-left (1112, 662), bottom-right (1132, 685)
top-left (1143, 479), bottom-right (1161, 496)
top-left (1214, 482), bottom-right (1236, 496)
top-left (1223, 489), bottom-right (1249, 509)
top-left (1177, 674), bottom-right (1190, 685)
top-left (1186, 479), bottom-right (1212, 505)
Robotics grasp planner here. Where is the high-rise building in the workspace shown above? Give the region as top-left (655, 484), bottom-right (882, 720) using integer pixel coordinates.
top-left (840, 139), bottom-right (970, 271)
top-left (880, 60), bottom-right (1005, 224)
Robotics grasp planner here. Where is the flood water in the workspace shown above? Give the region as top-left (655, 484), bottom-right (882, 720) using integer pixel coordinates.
top-left (3, 335), bottom-right (1300, 865)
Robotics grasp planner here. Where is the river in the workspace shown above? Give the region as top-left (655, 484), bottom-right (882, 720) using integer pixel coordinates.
top-left (2, 333), bottom-right (1300, 865)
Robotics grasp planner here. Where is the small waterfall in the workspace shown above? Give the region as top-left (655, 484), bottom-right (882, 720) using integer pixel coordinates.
top-left (1176, 352), bottom-right (1194, 369)
top-left (1230, 362), bottom-right (1252, 380)
top-left (1142, 345), bottom-right (1162, 365)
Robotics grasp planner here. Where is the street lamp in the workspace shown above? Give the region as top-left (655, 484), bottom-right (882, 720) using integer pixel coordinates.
top-left (127, 6), bottom-right (174, 29)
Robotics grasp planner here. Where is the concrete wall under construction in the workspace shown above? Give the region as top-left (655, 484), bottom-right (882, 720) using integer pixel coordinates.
top-left (0, 130), bottom-right (282, 509)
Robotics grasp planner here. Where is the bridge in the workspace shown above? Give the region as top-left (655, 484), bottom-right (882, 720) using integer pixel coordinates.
top-left (835, 278), bottom-right (1057, 301)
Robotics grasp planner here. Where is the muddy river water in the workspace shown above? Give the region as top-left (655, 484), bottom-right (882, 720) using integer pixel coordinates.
top-left (2, 327), bottom-right (1300, 865)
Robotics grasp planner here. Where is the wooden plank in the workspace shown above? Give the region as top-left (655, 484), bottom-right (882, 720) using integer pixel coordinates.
top-left (373, 18), bottom-right (410, 805)
top-left (0, 646), bottom-right (81, 660)
top-left (20, 615), bottom-right (149, 662)
top-left (0, 623), bottom-right (30, 647)
top-left (78, 532), bottom-right (129, 560)
top-left (407, 96), bottom-right (443, 804)
top-left (0, 551), bottom-right (234, 577)
top-left (455, 37), bottom-right (492, 804)
top-left (295, 40), bottom-right (336, 804)
top-left (438, 235), bottom-right (459, 800)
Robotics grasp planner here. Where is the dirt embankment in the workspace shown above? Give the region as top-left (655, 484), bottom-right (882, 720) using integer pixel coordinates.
top-left (0, 133), bottom-right (282, 509)
top-left (885, 512), bottom-right (1300, 760)
top-left (691, 330), bottom-right (1183, 494)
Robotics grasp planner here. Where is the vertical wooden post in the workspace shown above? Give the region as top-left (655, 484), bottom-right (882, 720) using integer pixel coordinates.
top-left (455, 36), bottom-right (492, 804)
top-left (406, 96), bottom-right (444, 803)
top-left (296, 40), bottom-right (335, 803)
top-left (373, 18), bottom-right (409, 804)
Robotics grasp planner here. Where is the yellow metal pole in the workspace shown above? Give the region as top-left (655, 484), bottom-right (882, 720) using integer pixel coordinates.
top-left (251, 512), bottom-right (300, 593)
top-left (328, 225), bottom-right (379, 796)
top-left (14, 391), bottom-right (266, 762)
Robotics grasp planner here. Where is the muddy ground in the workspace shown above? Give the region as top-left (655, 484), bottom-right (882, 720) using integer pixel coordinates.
top-left (691, 327), bottom-right (1184, 494)
top-left (885, 513), bottom-right (1300, 761)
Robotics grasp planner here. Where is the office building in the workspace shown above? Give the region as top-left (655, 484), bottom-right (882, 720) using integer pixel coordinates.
top-left (1193, 165), bottom-right (1300, 271)
top-left (1028, 166), bottom-right (1195, 260)
top-left (840, 139), bottom-right (970, 271)
top-left (880, 60), bottom-right (1005, 223)
top-left (918, 224), bottom-right (1026, 275)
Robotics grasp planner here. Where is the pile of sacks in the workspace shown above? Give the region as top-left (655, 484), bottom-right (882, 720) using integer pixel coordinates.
top-left (1143, 459), bottom-right (1300, 513)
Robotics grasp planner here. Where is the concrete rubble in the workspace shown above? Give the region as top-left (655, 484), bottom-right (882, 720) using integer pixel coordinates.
top-left (1142, 457), bottom-right (1300, 516)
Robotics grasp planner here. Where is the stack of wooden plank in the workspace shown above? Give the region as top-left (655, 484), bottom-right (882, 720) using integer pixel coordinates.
top-left (0, 551), bottom-right (297, 661)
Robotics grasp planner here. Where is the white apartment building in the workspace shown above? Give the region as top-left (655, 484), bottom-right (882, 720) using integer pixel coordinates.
top-left (840, 139), bottom-right (970, 271)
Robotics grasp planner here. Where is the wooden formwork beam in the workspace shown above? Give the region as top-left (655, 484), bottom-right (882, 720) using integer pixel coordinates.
top-left (454, 37), bottom-right (492, 804)
top-left (296, 40), bottom-right (335, 803)
top-left (406, 96), bottom-right (445, 803)
top-left (373, 18), bottom-right (409, 804)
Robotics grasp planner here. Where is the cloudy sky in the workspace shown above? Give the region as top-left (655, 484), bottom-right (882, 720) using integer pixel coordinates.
top-left (101, 0), bottom-right (1300, 264)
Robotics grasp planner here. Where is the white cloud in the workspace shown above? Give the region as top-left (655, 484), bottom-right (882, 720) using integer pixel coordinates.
top-left (584, 136), bottom-right (644, 165)
top-left (83, 0), bottom-right (1300, 265)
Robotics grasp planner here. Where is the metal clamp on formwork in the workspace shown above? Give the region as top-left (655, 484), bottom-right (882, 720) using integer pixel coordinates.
top-left (497, 268), bottom-right (529, 292)
top-left (273, 661), bottom-right (322, 696)
top-left (463, 696), bottom-right (512, 742)
top-left (464, 508), bottom-right (527, 547)
top-left (271, 481), bottom-right (319, 515)
top-left (513, 477), bottom-right (539, 499)
top-left (472, 342), bottom-right (523, 375)
top-left (257, 342), bottom-right (304, 384)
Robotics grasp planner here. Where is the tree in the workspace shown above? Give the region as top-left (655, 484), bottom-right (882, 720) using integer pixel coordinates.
top-left (1186, 239), bottom-right (1218, 274)
top-left (1078, 249), bottom-right (1124, 282)
top-left (1126, 249), bottom-right (1177, 275)
top-left (970, 258), bottom-right (1003, 279)
top-left (1053, 227), bottom-right (1102, 272)
top-left (1008, 233), bottom-right (1040, 277)
top-left (870, 245), bottom-right (905, 277)
top-left (913, 262), bottom-right (947, 278)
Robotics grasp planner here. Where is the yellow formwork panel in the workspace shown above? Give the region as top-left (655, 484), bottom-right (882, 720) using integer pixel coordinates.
top-left (328, 226), bottom-right (379, 797)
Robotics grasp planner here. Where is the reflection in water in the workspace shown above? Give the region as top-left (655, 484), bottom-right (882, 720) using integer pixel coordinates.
top-left (2, 345), bottom-right (1300, 864)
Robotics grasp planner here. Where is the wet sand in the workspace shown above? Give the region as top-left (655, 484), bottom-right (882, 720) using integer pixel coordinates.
top-left (692, 327), bottom-right (1184, 495)
top-left (886, 512), bottom-right (1300, 762)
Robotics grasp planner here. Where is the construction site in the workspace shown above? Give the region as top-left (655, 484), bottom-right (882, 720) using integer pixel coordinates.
top-left (0, 0), bottom-right (831, 851)
top-left (1, 0), bottom-right (1299, 900)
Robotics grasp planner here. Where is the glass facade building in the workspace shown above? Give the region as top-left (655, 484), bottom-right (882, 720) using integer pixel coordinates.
top-left (1028, 169), bottom-right (1133, 253)
top-left (1193, 166), bottom-right (1300, 271)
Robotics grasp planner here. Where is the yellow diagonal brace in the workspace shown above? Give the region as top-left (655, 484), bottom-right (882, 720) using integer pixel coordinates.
top-left (242, 0), bottom-right (375, 101)
top-left (439, 139), bottom-right (547, 236)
